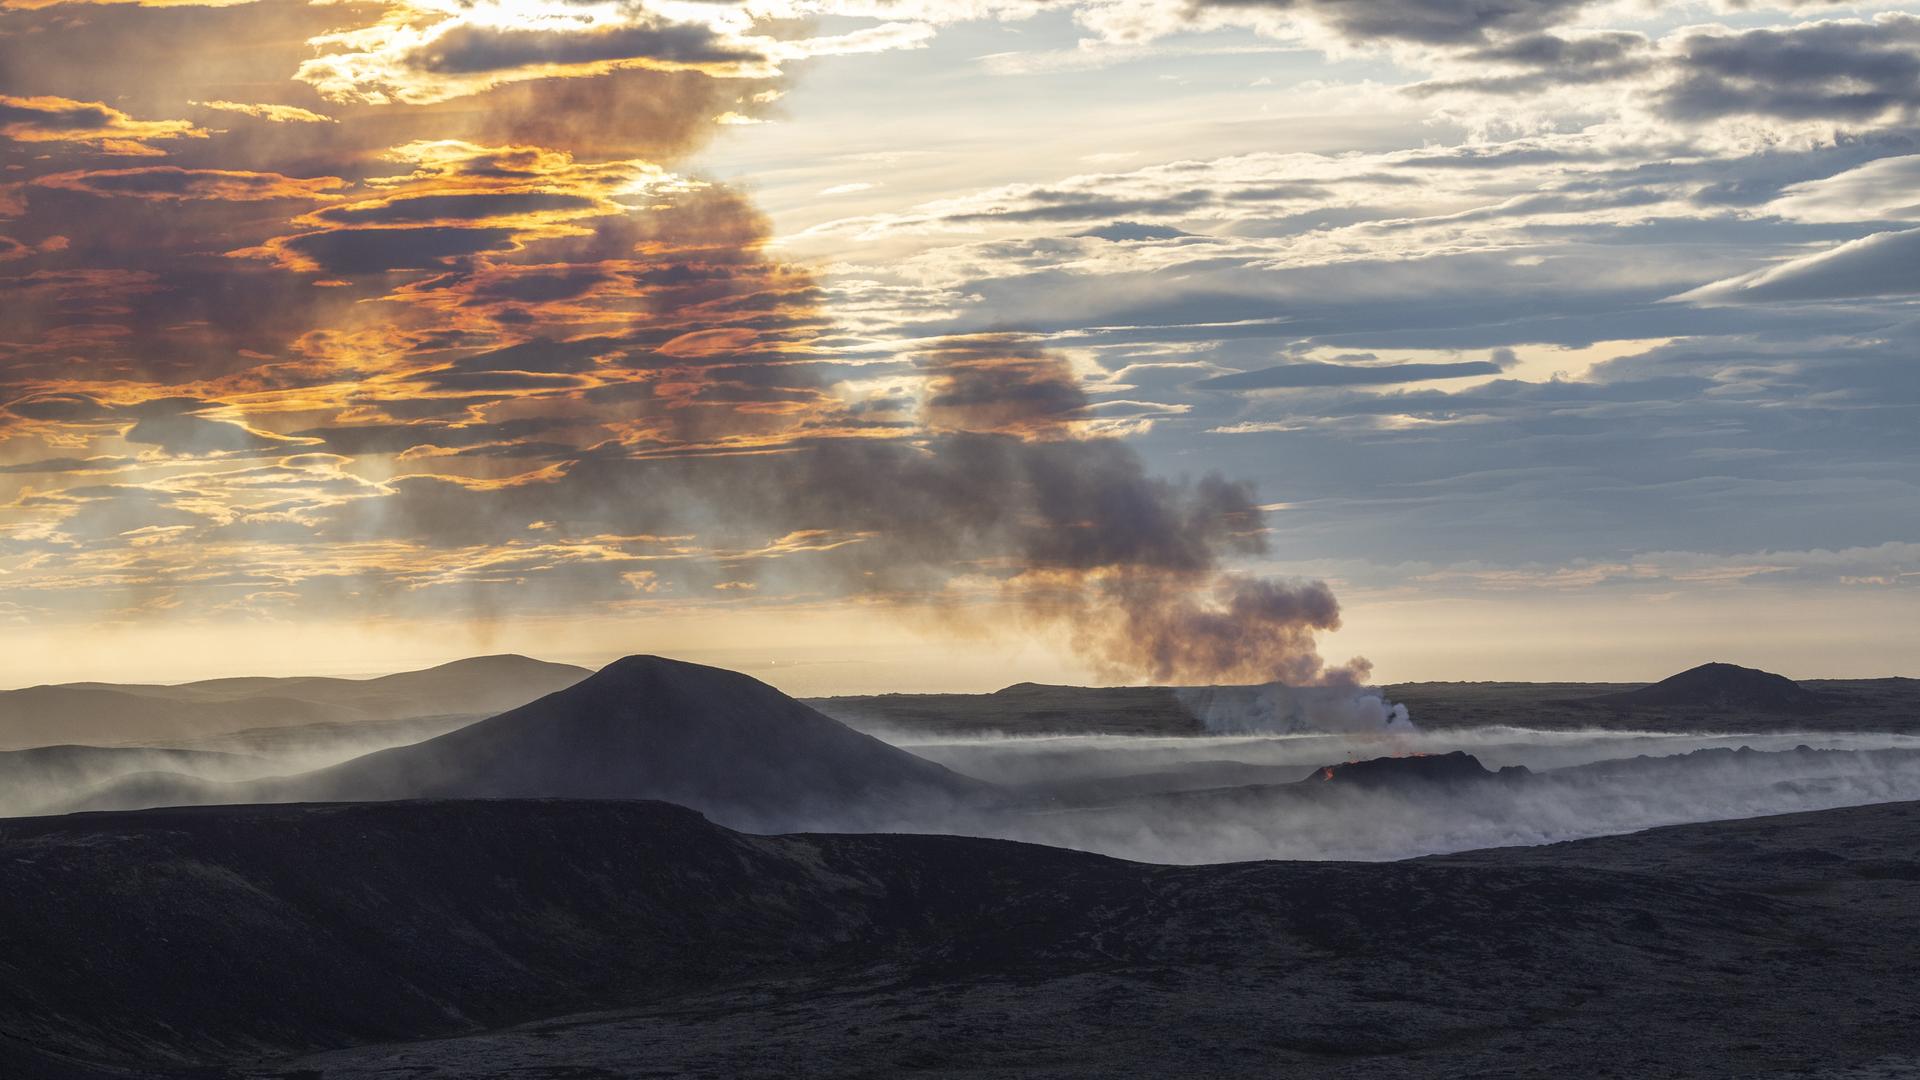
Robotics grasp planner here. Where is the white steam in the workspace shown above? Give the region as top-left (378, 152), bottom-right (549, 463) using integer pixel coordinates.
top-left (1172, 683), bottom-right (1416, 734)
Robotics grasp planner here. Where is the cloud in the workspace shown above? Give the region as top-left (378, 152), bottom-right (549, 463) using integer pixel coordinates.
top-left (1409, 30), bottom-right (1653, 95)
top-left (0, 456), bottom-right (137, 475)
top-left (0, 0), bottom-right (254, 9)
top-left (291, 417), bottom-right (571, 457)
top-left (1195, 359), bottom-right (1504, 390)
top-left (1403, 13), bottom-right (1920, 138)
top-left (1661, 14), bottom-right (1920, 123)
top-left (1400, 539), bottom-right (1920, 592)
top-left (1077, 221), bottom-right (1194, 242)
top-left (1675, 227), bottom-right (1920, 303)
top-left (408, 22), bottom-right (759, 77)
top-left (4, 0), bottom-right (1917, 675)
top-left (193, 101), bottom-right (335, 124)
top-left (33, 167), bottom-right (346, 202)
top-left (123, 412), bottom-right (308, 456)
top-left (234, 226), bottom-right (524, 273)
top-left (948, 188), bottom-right (1215, 224)
top-left (0, 95), bottom-right (205, 154)
top-left (1178, 0), bottom-right (1593, 46)
top-left (1766, 155), bottom-right (1920, 223)
top-left (1, 396), bottom-right (307, 457)
top-left (298, 7), bottom-right (771, 105)
top-left (306, 191), bottom-right (600, 227)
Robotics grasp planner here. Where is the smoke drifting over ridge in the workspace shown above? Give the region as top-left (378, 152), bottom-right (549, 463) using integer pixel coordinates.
top-left (690, 337), bottom-right (1381, 699)
top-left (0, 0), bottom-right (1382, 707)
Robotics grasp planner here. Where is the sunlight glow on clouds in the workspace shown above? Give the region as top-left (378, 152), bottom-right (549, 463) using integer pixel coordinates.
top-left (1, 0), bottom-right (1916, 682)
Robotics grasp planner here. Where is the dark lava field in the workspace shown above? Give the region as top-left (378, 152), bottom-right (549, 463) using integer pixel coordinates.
top-left (2, 798), bottom-right (1918, 1079)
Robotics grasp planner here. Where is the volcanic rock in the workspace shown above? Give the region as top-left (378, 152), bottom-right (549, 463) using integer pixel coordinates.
top-left (1312, 750), bottom-right (1528, 788)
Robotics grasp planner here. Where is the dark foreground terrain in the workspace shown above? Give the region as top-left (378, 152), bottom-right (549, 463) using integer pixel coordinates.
top-left (3, 798), bottom-right (1918, 1079)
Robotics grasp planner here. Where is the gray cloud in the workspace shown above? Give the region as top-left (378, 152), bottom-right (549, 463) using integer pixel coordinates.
top-left (1402, 14), bottom-right (1920, 130)
top-left (1194, 0), bottom-right (1592, 45)
top-left (407, 22), bottom-right (760, 75)
top-left (1677, 227), bottom-right (1920, 303)
top-left (0, 456), bottom-right (137, 475)
top-left (274, 226), bottom-right (522, 273)
top-left (310, 193), bottom-right (598, 226)
top-left (1662, 16), bottom-right (1920, 122)
top-left (1195, 360), bottom-right (1504, 390)
top-left (948, 190), bottom-right (1215, 224)
top-left (1412, 31), bottom-right (1653, 95)
top-left (1078, 222), bottom-right (1195, 242)
top-left (123, 414), bottom-right (304, 457)
top-left (290, 418), bottom-right (572, 457)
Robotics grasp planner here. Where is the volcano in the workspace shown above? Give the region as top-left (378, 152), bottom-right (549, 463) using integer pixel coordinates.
top-left (77, 655), bottom-right (988, 830)
top-left (1592, 662), bottom-right (1832, 714)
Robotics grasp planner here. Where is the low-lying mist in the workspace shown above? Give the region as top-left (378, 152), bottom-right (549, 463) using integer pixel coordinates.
top-left (871, 730), bottom-right (1920, 863)
top-left (14, 654), bottom-right (1920, 868)
top-left (33, 726), bottom-right (1920, 869)
top-left (0, 717), bottom-right (481, 819)
top-left (887, 726), bottom-right (1920, 790)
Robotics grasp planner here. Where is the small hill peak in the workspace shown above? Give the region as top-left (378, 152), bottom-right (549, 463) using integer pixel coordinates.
top-left (1592, 662), bottom-right (1830, 714)
top-left (592, 654), bottom-right (698, 680)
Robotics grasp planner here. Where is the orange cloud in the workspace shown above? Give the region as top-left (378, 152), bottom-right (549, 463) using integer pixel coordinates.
top-left (34, 167), bottom-right (347, 203)
top-left (192, 101), bottom-right (335, 124)
top-left (0, 95), bottom-right (206, 154)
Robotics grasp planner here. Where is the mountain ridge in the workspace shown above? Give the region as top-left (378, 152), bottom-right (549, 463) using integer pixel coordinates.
top-left (0, 654), bottom-right (591, 751)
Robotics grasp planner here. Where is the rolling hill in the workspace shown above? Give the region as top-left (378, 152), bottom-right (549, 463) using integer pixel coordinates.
top-left (0, 744), bottom-right (256, 818)
top-left (0, 654), bottom-right (590, 751)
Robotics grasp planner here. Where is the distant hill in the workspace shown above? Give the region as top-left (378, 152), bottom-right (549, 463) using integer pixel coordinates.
top-left (165, 713), bottom-right (481, 757)
top-left (814, 683), bottom-right (1214, 737)
top-left (0, 654), bottom-right (590, 751)
top-left (77, 655), bottom-right (989, 830)
top-left (1590, 662), bottom-right (1833, 714)
top-left (819, 672), bottom-right (1920, 739)
top-left (823, 680), bottom-right (1396, 738)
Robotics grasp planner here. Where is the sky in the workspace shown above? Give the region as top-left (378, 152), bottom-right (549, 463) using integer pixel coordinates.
top-left (1, 0), bottom-right (1916, 691)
